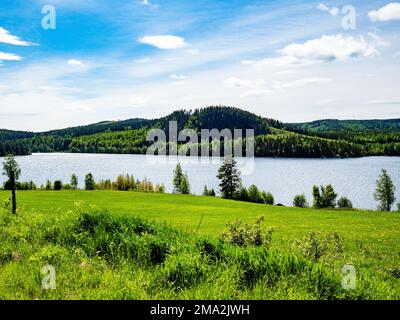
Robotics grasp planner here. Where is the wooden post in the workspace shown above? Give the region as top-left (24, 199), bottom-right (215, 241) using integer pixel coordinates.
top-left (10, 170), bottom-right (16, 214)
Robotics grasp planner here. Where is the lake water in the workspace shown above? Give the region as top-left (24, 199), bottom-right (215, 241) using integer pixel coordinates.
top-left (1, 153), bottom-right (399, 210)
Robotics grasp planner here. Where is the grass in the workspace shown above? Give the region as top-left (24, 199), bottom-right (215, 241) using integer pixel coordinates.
top-left (0, 190), bottom-right (399, 300)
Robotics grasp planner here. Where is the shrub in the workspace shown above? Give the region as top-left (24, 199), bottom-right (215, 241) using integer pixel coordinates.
top-left (235, 186), bottom-right (249, 201)
top-left (337, 197), bottom-right (353, 209)
top-left (264, 192), bottom-right (274, 205)
top-left (53, 180), bottom-right (63, 191)
top-left (295, 232), bottom-right (344, 262)
top-left (221, 216), bottom-right (274, 248)
top-left (293, 194), bottom-right (309, 208)
top-left (248, 185), bottom-right (261, 203)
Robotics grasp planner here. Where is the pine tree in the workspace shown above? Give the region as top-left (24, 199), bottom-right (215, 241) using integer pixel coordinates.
top-left (180, 173), bottom-right (190, 195)
top-left (374, 169), bottom-right (396, 211)
top-left (85, 173), bottom-right (96, 191)
top-left (173, 163), bottom-right (184, 193)
top-left (217, 157), bottom-right (241, 199)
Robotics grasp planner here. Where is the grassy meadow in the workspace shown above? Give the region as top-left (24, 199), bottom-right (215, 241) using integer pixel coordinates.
top-left (0, 190), bottom-right (399, 300)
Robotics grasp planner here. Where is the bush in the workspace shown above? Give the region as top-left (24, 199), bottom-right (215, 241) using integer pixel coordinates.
top-left (221, 216), bottom-right (274, 248)
top-left (235, 186), bottom-right (248, 201)
top-left (264, 192), bottom-right (274, 205)
top-left (293, 194), bottom-right (309, 208)
top-left (295, 232), bottom-right (344, 262)
top-left (337, 197), bottom-right (353, 209)
top-left (53, 180), bottom-right (63, 191)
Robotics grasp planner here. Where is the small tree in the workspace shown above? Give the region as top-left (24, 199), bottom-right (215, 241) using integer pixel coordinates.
top-left (173, 163), bottom-right (184, 194)
top-left (45, 180), bottom-right (53, 191)
top-left (2, 154), bottom-right (21, 181)
top-left (312, 184), bottom-right (337, 209)
top-left (217, 157), bottom-right (241, 199)
top-left (71, 174), bottom-right (78, 190)
top-left (374, 169), bottom-right (396, 212)
top-left (337, 197), bottom-right (353, 209)
top-left (293, 194), bottom-right (308, 208)
top-left (248, 184), bottom-right (261, 203)
top-left (53, 180), bottom-right (63, 191)
top-left (180, 173), bottom-right (190, 195)
top-left (2, 154), bottom-right (20, 214)
top-left (202, 185), bottom-right (209, 196)
top-left (85, 173), bottom-right (96, 190)
top-left (264, 192), bottom-right (274, 205)
top-left (237, 186), bottom-right (249, 202)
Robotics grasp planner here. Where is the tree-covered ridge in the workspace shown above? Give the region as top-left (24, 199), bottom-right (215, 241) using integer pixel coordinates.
top-left (1, 106), bottom-right (400, 157)
top-left (293, 119), bottom-right (400, 134)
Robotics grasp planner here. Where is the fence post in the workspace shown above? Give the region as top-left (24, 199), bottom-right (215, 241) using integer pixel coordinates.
top-left (10, 170), bottom-right (16, 214)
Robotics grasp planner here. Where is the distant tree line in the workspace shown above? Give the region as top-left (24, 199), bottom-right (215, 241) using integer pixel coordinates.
top-left (2, 106), bottom-right (400, 158)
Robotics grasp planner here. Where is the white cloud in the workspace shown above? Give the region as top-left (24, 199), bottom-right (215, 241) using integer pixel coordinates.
top-left (277, 77), bottom-right (331, 89)
top-left (67, 59), bottom-right (84, 66)
top-left (394, 51), bottom-right (400, 58)
top-left (138, 35), bottom-right (187, 50)
top-left (141, 0), bottom-right (158, 8)
top-left (317, 3), bottom-right (339, 16)
top-left (249, 34), bottom-right (378, 67)
top-left (0, 52), bottom-right (22, 62)
top-left (134, 58), bottom-right (151, 63)
top-left (224, 76), bottom-right (330, 98)
top-left (187, 49), bottom-right (200, 55)
top-left (368, 3), bottom-right (400, 22)
top-left (0, 27), bottom-right (33, 46)
top-left (169, 74), bottom-right (187, 80)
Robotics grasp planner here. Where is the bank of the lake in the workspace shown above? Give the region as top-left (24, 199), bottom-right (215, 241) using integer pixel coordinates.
top-left (1, 153), bottom-right (399, 210)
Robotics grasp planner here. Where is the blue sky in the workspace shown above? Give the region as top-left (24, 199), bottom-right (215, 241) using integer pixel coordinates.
top-left (0, 0), bottom-right (399, 131)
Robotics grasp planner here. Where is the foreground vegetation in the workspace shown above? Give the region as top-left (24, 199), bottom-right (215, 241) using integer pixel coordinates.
top-left (0, 191), bottom-right (399, 300)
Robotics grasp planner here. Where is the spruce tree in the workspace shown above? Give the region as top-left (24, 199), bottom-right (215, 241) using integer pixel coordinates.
top-left (173, 163), bottom-right (184, 193)
top-left (217, 157), bottom-right (241, 199)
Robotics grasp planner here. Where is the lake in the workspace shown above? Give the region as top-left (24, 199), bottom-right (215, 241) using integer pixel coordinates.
top-left (1, 153), bottom-right (399, 210)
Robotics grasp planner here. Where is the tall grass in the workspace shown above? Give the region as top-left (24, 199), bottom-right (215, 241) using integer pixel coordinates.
top-left (0, 205), bottom-right (399, 300)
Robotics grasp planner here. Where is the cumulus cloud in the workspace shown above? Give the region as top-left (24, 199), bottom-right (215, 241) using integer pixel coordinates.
top-left (138, 35), bottom-right (187, 50)
top-left (317, 3), bottom-right (339, 16)
top-left (0, 27), bottom-right (34, 46)
top-left (246, 34), bottom-right (378, 67)
top-left (368, 3), bottom-right (400, 22)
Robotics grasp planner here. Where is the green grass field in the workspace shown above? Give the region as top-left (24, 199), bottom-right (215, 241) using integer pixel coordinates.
top-left (0, 190), bottom-right (399, 300)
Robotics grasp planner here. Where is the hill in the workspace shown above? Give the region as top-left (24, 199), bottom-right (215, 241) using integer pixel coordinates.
top-left (1, 106), bottom-right (400, 157)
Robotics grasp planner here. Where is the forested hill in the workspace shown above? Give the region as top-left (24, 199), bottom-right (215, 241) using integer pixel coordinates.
top-left (1, 106), bottom-right (400, 158)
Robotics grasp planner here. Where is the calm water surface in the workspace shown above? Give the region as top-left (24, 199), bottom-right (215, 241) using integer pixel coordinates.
top-left (1, 153), bottom-right (399, 210)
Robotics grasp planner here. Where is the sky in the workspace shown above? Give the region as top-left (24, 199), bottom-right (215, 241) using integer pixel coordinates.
top-left (0, 0), bottom-right (400, 131)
